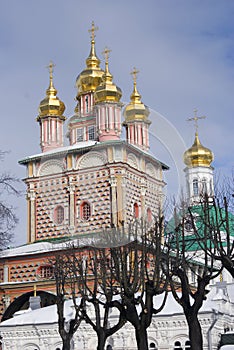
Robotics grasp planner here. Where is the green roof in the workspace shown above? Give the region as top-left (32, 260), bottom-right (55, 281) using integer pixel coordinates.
top-left (165, 203), bottom-right (234, 252)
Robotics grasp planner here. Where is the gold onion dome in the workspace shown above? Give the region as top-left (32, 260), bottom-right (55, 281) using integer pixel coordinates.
top-left (94, 47), bottom-right (122, 103)
top-left (37, 62), bottom-right (65, 120)
top-left (76, 22), bottom-right (104, 97)
top-left (124, 68), bottom-right (150, 122)
top-left (183, 132), bottom-right (214, 167)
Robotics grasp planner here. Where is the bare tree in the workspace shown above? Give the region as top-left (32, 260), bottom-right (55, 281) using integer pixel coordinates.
top-left (53, 251), bottom-right (85, 350)
top-left (0, 152), bottom-right (20, 249)
top-left (189, 193), bottom-right (234, 279)
top-left (69, 246), bottom-right (126, 350)
top-left (53, 244), bottom-right (126, 350)
top-left (165, 203), bottom-right (222, 350)
top-left (109, 218), bottom-right (168, 350)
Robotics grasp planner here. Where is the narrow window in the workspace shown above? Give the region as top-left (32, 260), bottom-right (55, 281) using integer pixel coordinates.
top-left (88, 125), bottom-right (95, 140)
top-left (0, 269), bottom-right (3, 283)
top-left (54, 205), bottom-right (64, 225)
top-left (85, 95), bottom-right (89, 113)
top-left (193, 179), bottom-right (198, 196)
top-left (202, 178), bottom-right (207, 194)
top-left (134, 203), bottom-right (139, 218)
top-left (149, 343), bottom-right (156, 349)
top-left (76, 128), bottom-right (84, 142)
top-left (81, 202), bottom-right (91, 220)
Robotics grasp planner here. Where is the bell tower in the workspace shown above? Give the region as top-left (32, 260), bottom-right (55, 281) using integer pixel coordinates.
top-left (123, 68), bottom-right (151, 151)
top-left (183, 110), bottom-right (214, 204)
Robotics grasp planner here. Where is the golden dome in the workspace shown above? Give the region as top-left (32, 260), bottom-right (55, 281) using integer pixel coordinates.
top-left (37, 62), bottom-right (66, 120)
top-left (124, 68), bottom-right (150, 122)
top-left (184, 132), bottom-right (214, 167)
top-left (94, 47), bottom-right (122, 103)
top-left (76, 22), bottom-right (104, 97)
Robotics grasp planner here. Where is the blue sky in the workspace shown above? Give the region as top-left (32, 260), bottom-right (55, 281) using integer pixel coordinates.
top-left (0, 0), bottom-right (233, 245)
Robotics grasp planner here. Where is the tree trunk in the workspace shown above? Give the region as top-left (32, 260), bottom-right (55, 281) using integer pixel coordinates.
top-left (186, 313), bottom-right (203, 350)
top-left (97, 330), bottom-right (107, 350)
top-left (135, 326), bottom-right (149, 350)
top-left (62, 335), bottom-right (72, 350)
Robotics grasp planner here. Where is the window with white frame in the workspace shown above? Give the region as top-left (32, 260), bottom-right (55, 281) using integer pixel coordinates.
top-left (88, 125), bottom-right (95, 140)
top-left (76, 128), bottom-right (84, 142)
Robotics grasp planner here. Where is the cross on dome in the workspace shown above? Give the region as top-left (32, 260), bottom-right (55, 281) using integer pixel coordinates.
top-left (131, 67), bottom-right (139, 85)
top-left (47, 61), bottom-right (55, 78)
top-left (102, 47), bottom-right (111, 63)
top-left (88, 21), bottom-right (98, 41)
top-left (187, 109), bottom-right (206, 133)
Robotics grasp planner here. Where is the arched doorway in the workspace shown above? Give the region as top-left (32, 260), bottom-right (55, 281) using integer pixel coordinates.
top-left (2, 290), bottom-right (56, 321)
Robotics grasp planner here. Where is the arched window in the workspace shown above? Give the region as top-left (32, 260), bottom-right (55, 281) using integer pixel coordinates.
top-left (134, 203), bottom-right (139, 218)
top-left (106, 346), bottom-right (112, 350)
top-left (147, 208), bottom-right (152, 222)
top-left (193, 179), bottom-right (198, 196)
top-left (81, 202), bottom-right (91, 220)
top-left (185, 340), bottom-right (191, 349)
top-left (174, 341), bottom-right (183, 350)
top-left (149, 342), bottom-right (156, 348)
top-left (54, 205), bottom-right (64, 225)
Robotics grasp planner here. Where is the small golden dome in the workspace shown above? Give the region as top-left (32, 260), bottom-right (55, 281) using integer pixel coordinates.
top-left (184, 132), bottom-right (214, 167)
top-left (76, 22), bottom-right (104, 97)
top-left (94, 47), bottom-right (122, 104)
top-left (124, 68), bottom-right (150, 122)
top-left (37, 62), bottom-right (66, 120)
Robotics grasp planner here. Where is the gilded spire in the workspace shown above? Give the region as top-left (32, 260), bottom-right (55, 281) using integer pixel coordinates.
top-left (130, 67), bottom-right (142, 104)
top-left (46, 61), bottom-right (57, 97)
top-left (37, 61), bottom-right (65, 119)
top-left (102, 47), bottom-right (113, 81)
top-left (124, 68), bottom-right (150, 122)
top-left (86, 21), bottom-right (100, 69)
top-left (94, 47), bottom-right (122, 103)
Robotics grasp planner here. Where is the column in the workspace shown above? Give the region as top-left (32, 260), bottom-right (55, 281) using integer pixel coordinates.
top-left (140, 178), bottom-right (147, 218)
top-left (27, 189), bottom-right (36, 243)
top-left (68, 180), bottom-right (76, 231)
top-left (110, 176), bottom-right (117, 227)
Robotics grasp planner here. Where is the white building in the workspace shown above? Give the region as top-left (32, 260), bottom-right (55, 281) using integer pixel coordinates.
top-left (0, 281), bottom-right (233, 350)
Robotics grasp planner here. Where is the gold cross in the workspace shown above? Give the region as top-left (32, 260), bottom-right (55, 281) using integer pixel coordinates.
top-left (187, 109), bottom-right (206, 132)
top-left (102, 47), bottom-right (111, 63)
top-left (88, 21), bottom-right (98, 41)
top-left (131, 67), bottom-right (139, 84)
top-left (46, 61), bottom-right (55, 80)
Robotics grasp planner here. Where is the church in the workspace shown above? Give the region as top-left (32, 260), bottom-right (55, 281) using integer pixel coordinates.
top-left (0, 21), bottom-right (168, 320)
top-left (0, 22), bottom-right (233, 350)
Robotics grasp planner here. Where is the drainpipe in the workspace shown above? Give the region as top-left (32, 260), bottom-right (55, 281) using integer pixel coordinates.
top-left (207, 309), bottom-right (223, 350)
